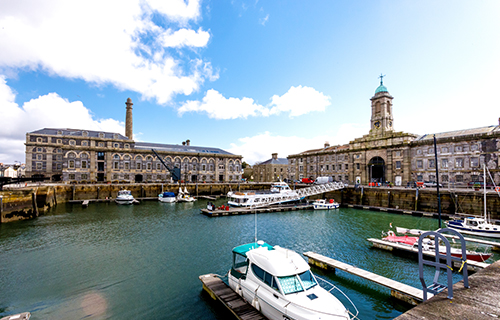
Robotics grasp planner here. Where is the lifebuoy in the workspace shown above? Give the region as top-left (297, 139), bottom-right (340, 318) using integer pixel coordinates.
top-left (387, 230), bottom-right (395, 237)
top-left (495, 186), bottom-right (500, 192)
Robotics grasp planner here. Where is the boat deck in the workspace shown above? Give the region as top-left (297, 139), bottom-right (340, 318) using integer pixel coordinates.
top-left (199, 274), bottom-right (268, 320)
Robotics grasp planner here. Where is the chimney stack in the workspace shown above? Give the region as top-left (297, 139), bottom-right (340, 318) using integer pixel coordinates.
top-left (272, 153), bottom-right (278, 160)
top-left (186, 139), bottom-right (190, 146)
top-left (182, 141), bottom-right (186, 146)
top-left (125, 98), bottom-right (133, 140)
top-left (324, 141), bottom-right (330, 148)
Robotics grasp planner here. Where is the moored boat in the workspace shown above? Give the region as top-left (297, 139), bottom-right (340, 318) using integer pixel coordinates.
top-left (115, 190), bottom-right (135, 205)
top-left (382, 230), bottom-right (492, 262)
top-left (177, 187), bottom-right (196, 202)
top-left (312, 199), bottom-right (339, 210)
top-left (227, 241), bottom-right (357, 320)
top-left (158, 191), bottom-right (176, 203)
top-left (227, 182), bottom-right (302, 208)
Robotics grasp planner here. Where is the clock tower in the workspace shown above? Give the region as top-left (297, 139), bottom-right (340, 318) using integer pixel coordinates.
top-left (370, 74), bottom-right (394, 136)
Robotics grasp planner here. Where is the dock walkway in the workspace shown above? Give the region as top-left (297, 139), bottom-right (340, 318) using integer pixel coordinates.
top-left (199, 274), bottom-right (268, 320)
top-left (303, 251), bottom-right (430, 305)
top-left (200, 204), bottom-right (312, 217)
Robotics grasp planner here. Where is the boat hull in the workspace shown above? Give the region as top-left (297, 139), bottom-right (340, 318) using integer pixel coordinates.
top-left (115, 198), bottom-right (134, 205)
top-left (158, 197), bottom-right (176, 203)
top-left (445, 221), bottom-right (500, 239)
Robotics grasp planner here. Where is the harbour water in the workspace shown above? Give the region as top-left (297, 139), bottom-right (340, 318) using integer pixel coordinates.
top-left (0, 200), bottom-right (496, 319)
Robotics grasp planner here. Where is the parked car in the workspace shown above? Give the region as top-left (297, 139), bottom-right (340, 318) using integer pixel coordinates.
top-left (423, 181), bottom-right (443, 188)
top-left (301, 178), bottom-right (315, 184)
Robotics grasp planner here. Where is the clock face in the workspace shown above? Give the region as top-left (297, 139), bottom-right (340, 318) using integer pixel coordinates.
top-left (374, 121), bottom-right (380, 128)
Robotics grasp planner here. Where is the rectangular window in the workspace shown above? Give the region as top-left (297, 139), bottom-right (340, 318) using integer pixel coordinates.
top-left (396, 151), bottom-right (401, 157)
top-left (456, 175), bottom-right (463, 182)
top-left (36, 162), bottom-right (42, 170)
top-left (114, 161), bottom-right (119, 169)
top-left (69, 174), bottom-right (75, 180)
top-left (442, 159), bottom-right (448, 168)
top-left (125, 162), bottom-right (129, 170)
top-left (81, 174), bottom-right (88, 180)
top-left (429, 159), bottom-right (435, 168)
top-left (69, 160), bottom-right (75, 169)
top-left (455, 158), bottom-right (463, 168)
top-left (81, 161), bottom-right (87, 169)
top-left (157, 163), bottom-right (161, 170)
top-left (470, 157), bottom-right (479, 167)
top-left (441, 175), bottom-right (449, 182)
top-left (310, 166), bottom-right (313, 171)
top-left (147, 163), bottom-right (152, 170)
top-left (136, 162), bottom-right (141, 170)
top-left (332, 165), bottom-right (335, 171)
top-left (299, 166), bottom-right (303, 172)
top-left (356, 163), bottom-right (360, 170)
top-left (326, 165), bottom-right (329, 170)
top-left (455, 146), bottom-right (462, 152)
top-left (442, 147), bottom-right (448, 153)
top-left (416, 160), bottom-right (423, 169)
top-left (396, 161), bottom-right (401, 169)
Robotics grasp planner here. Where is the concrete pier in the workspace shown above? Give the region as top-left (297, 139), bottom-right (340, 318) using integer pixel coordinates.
top-left (394, 260), bottom-right (500, 319)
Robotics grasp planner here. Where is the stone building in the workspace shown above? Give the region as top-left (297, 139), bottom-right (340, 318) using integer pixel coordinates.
top-left (253, 153), bottom-right (289, 182)
top-left (288, 78), bottom-right (500, 187)
top-left (25, 99), bottom-right (242, 183)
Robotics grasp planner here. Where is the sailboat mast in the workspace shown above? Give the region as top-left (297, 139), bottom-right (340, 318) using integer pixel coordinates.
top-left (484, 164), bottom-right (487, 220)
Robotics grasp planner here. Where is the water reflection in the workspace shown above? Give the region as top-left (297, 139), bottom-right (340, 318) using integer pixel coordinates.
top-left (0, 200), bottom-right (495, 319)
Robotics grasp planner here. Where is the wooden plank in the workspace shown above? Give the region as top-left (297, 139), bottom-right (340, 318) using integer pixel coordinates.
top-left (303, 251), bottom-right (428, 305)
top-left (199, 274), bottom-right (269, 320)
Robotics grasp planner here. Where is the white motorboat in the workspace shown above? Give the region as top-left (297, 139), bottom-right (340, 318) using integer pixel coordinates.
top-left (227, 182), bottom-right (302, 208)
top-left (445, 165), bottom-right (500, 238)
top-left (115, 190), bottom-right (135, 205)
top-left (228, 241), bottom-right (357, 320)
top-left (158, 191), bottom-right (176, 203)
top-left (312, 199), bottom-right (339, 210)
top-left (177, 187), bottom-right (196, 202)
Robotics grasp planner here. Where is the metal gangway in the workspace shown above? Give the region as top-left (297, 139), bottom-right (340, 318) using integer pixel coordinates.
top-left (248, 182), bottom-right (346, 209)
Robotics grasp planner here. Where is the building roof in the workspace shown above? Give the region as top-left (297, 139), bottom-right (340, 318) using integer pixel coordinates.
top-left (415, 125), bottom-right (499, 141)
top-left (257, 157), bottom-right (288, 165)
top-left (375, 84), bottom-right (388, 94)
top-left (29, 128), bottom-right (129, 140)
top-left (134, 141), bottom-right (235, 156)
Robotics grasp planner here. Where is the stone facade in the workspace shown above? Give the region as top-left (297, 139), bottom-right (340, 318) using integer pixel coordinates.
top-left (25, 99), bottom-right (242, 183)
top-left (253, 153), bottom-right (290, 182)
top-left (288, 79), bottom-right (500, 187)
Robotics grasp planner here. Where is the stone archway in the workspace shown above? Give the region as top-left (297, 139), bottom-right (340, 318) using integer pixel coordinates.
top-left (368, 157), bottom-right (385, 183)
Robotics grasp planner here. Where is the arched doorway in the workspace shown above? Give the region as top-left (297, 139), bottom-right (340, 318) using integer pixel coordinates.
top-left (368, 157), bottom-right (385, 183)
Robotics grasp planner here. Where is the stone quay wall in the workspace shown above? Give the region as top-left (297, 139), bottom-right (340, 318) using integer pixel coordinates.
top-left (1, 183), bottom-right (498, 223)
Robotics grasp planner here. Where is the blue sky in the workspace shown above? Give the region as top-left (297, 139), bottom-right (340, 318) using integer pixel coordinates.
top-left (1, 0), bottom-right (499, 165)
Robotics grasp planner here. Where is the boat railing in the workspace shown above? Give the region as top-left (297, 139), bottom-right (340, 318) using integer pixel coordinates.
top-left (315, 276), bottom-right (360, 319)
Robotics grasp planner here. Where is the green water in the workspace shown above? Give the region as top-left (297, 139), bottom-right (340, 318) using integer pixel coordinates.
top-left (0, 201), bottom-right (495, 319)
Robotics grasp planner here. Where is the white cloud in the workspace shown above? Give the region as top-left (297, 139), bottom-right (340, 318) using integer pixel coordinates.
top-left (178, 85), bottom-right (331, 119)
top-left (0, 77), bottom-right (124, 163)
top-left (0, 0), bottom-right (214, 105)
top-left (228, 124), bottom-right (368, 165)
top-left (260, 14), bottom-right (269, 26)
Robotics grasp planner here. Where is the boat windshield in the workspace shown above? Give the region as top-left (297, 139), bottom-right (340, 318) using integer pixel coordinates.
top-left (278, 270), bottom-right (317, 294)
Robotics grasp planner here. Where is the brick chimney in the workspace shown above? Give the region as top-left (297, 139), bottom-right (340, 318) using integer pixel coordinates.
top-left (272, 153), bottom-right (278, 160)
top-left (186, 139), bottom-right (190, 146)
top-left (324, 141), bottom-right (330, 148)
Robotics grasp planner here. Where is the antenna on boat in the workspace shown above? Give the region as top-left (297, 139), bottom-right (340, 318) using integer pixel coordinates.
top-left (254, 207), bottom-right (258, 244)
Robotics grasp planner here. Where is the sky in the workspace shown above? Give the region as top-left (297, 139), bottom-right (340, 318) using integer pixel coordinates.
top-left (1, 0), bottom-right (499, 165)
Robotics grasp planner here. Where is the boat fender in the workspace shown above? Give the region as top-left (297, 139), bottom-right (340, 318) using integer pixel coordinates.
top-left (251, 297), bottom-right (260, 312)
top-left (387, 230), bottom-right (395, 237)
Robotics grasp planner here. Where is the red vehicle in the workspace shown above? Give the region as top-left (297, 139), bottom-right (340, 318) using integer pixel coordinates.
top-left (301, 178), bottom-right (314, 184)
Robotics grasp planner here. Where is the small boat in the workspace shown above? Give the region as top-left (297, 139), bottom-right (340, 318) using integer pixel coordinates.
top-left (176, 187), bottom-right (196, 202)
top-left (383, 230), bottom-right (492, 262)
top-left (158, 191), bottom-right (176, 203)
top-left (312, 199), bottom-right (339, 210)
top-left (228, 241), bottom-right (357, 320)
top-left (227, 181), bottom-right (302, 208)
top-left (445, 165), bottom-right (500, 238)
top-left (115, 190), bottom-right (135, 205)
top-left (0, 312), bottom-right (31, 320)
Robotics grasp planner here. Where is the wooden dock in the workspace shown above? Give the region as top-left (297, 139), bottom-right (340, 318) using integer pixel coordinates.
top-left (199, 274), bottom-right (268, 320)
top-left (367, 238), bottom-right (490, 272)
top-left (200, 204), bottom-right (312, 217)
top-left (303, 251), bottom-right (431, 305)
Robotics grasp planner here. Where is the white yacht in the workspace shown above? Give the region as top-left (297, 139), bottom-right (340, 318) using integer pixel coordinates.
top-left (158, 191), bottom-right (176, 203)
top-left (177, 187), bottom-right (196, 202)
top-left (115, 190), bottom-right (135, 205)
top-left (228, 241), bottom-right (356, 320)
top-left (227, 182), bottom-right (302, 208)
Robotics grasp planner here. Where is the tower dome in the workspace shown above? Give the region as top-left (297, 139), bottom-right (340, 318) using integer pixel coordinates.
top-left (375, 74), bottom-right (388, 94)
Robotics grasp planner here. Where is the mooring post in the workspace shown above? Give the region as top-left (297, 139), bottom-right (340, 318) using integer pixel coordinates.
top-left (32, 191), bottom-right (39, 217)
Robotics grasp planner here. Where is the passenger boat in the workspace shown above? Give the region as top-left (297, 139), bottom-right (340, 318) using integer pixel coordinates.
top-left (227, 182), bottom-right (302, 208)
top-left (115, 190), bottom-right (135, 205)
top-left (312, 199), bottom-right (339, 210)
top-left (228, 241), bottom-right (357, 320)
top-left (383, 231), bottom-right (492, 262)
top-left (445, 165), bottom-right (500, 238)
top-left (177, 187), bottom-right (196, 202)
top-left (158, 191), bottom-right (176, 203)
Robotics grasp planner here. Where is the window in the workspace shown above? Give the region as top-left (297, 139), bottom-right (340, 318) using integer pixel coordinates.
top-left (81, 161), bottom-right (87, 169)
top-left (124, 174), bottom-right (129, 180)
top-left (396, 151), bottom-right (401, 157)
top-left (251, 264), bottom-right (279, 291)
top-left (114, 143), bottom-right (119, 148)
top-left (147, 163), bottom-right (152, 170)
top-left (471, 157), bottom-right (479, 167)
top-left (124, 144), bottom-right (130, 149)
top-left (429, 159), bottom-right (435, 168)
top-left (326, 165), bottom-right (329, 170)
top-left (332, 165), bottom-right (335, 171)
top-left (202, 164), bottom-right (206, 171)
top-left (99, 133), bottom-right (104, 138)
top-left (417, 160), bottom-right (423, 169)
top-left (471, 144), bottom-right (478, 151)
top-left (114, 162), bottom-right (119, 169)
top-left (219, 165), bottom-right (224, 170)
top-left (37, 147), bottom-right (42, 152)
top-left (57, 139), bottom-right (62, 144)
top-left (345, 164), bottom-right (348, 170)
top-left (455, 146), bottom-right (462, 152)
top-left (157, 163), bottom-right (161, 170)
top-left (125, 162), bottom-right (129, 170)
top-left (69, 140), bottom-right (76, 146)
top-left (82, 131), bottom-right (88, 137)
top-left (98, 142), bottom-right (104, 147)
top-left (69, 174), bottom-right (75, 180)
top-left (417, 149), bottom-right (422, 155)
top-left (442, 147), bottom-right (448, 153)
top-left (36, 163), bottom-right (42, 170)
top-left (455, 158), bottom-right (464, 168)
top-left (396, 161), bottom-right (401, 169)
top-left (310, 166), bottom-right (313, 171)
top-left (82, 141), bottom-right (88, 146)
top-left (97, 152), bottom-right (105, 160)
top-left (113, 174), bottom-right (118, 180)
top-left (441, 175), bottom-right (449, 182)
top-left (278, 275), bottom-right (303, 295)
top-left (136, 162), bottom-right (141, 170)
top-left (456, 175), bottom-right (464, 182)
top-left (37, 154), bottom-right (42, 160)
top-left (81, 174), bottom-right (88, 180)
top-left (356, 163), bottom-right (360, 170)
top-left (442, 159), bottom-right (448, 168)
